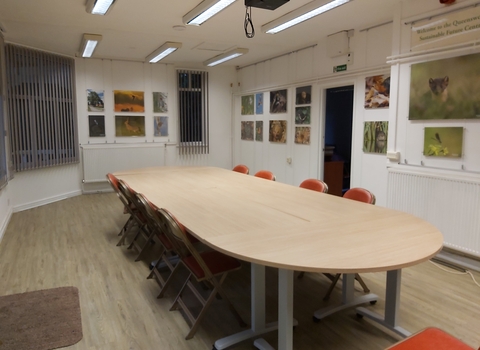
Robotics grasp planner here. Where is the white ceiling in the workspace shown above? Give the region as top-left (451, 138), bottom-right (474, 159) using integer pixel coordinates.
top-left (0, 0), bottom-right (403, 67)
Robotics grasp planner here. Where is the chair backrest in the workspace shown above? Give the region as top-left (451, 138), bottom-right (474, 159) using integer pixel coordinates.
top-left (343, 187), bottom-right (376, 204)
top-left (299, 179), bottom-right (329, 193)
top-left (232, 164), bottom-right (249, 174)
top-left (106, 173), bottom-right (130, 206)
top-left (254, 170), bottom-right (276, 181)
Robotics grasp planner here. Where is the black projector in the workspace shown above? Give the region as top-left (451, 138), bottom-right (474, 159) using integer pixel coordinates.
top-left (245, 0), bottom-right (289, 10)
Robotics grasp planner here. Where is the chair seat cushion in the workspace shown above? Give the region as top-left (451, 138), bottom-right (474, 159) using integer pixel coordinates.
top-left (387, 327), bottom-right (474, 350)
top-left (183, 250), bottom-right (241, 279)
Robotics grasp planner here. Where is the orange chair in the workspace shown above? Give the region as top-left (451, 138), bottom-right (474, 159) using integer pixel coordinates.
top-left (232, 164), bottom-right (249, 174)
top-left (323, 187), bottom-right (375, 300)
top-left (106, 173), bottom-right (136, 237)
top-left (386, 327), bottom-right (477, 350)
top-left (157, 208), bottom-right (246, 339)
top-left (299, 178), bottom-right (328, 193)
top-left (254, 170), bottom-right (276, 181)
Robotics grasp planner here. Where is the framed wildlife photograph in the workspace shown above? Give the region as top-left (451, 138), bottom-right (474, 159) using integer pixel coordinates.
top-left (363, 121), bottom-right (388, 154)
top-left (115, 116), bottom-right (145, 137)
top-left (88, 115), bottom-right (105, 137)
top-left (154, 116), bottom-right (168, 137)
top-left (255, 121), bottom-right (263, 141)
top-left (296, 86), bottom-right (311, 105)
top-left (269, 120), bottom-right (287, 143)
top-left (409, 53), bottom-right (480, 120)
top-left (270, 90), bottom-right (287, 114)
top-left (255, 93), bottom-right (264, 114)
top-left (87, 89), bottom-right (104, 112)
top-left (114, 90), bottom-right (145, 112)
top-left (241, 121), bottom-right (254, 140)
top-left (295, 127), bottom-right (310, 145)
top-left (423, 127), bottom-right (463, 158)
top-left (365, 75), bottom-right (390, 109)
top-left (241, 95), bottom-right (254, 115)
top-left (295, 106), bottom-right (311, 125)
top-left (153, 92), bottom-right (168, 113)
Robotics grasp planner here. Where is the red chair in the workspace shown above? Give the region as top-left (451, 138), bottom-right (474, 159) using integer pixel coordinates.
top-left (299, 178), bottom-right (328, 193)
top-left (386, 327), bottom-right (477, 349)
top-left (323, 187), bottom-right (375, 300)
top-left (106, 173), bottom-right (136, 238)
top-left (157, 208), bottom-right (246, 339)
top-left (254, 170), bottom-right (276, 181)
top-left (232, 164), bottom-right (249, 174)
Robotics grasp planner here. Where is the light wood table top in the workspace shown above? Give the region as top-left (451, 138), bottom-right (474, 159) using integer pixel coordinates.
top-left (115, 166), bottom-right (443, 274)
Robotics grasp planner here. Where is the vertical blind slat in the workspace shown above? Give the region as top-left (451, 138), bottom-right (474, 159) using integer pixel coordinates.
top-left (5, 44), bottom-right (79, 172)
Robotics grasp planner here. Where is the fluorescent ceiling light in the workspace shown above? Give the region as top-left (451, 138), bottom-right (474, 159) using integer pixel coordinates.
top-left (85, 0), bottom-right (116, 15)
top-left (146, 42), bottom-right (182, 63)
top-left (183, 0), bottom-right (236, 26)
top-left (204, 48), bottom-right (248, 67)
top-left (262, 0), bottom-right (351, 34)
top-left (80, 34), bottom-right (102, 58)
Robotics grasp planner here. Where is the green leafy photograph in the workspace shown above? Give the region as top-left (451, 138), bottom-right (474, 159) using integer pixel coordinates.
top-left (363, 121), bottom-right (388, 154)
top-left (241, 95), bottom-right (254, 115)
top-left (423, 127), bottom-right (463, 158)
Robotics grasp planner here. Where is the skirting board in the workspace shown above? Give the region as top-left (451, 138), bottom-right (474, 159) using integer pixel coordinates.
top-left (13, 190), bottom-right (82, 213)
top-left (0, 206), bottom-right (13, 245)
top-left (433, 249), bottom-right (480, 273)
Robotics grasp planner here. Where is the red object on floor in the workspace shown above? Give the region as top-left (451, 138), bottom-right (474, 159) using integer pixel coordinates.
top-left (386, 327), bottom-right (476, 350)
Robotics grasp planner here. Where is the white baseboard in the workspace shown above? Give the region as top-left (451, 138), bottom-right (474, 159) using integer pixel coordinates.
top-left (0, 205), bottom-right (13, 244)
top-left (13, 190), bottom-right (83, 213)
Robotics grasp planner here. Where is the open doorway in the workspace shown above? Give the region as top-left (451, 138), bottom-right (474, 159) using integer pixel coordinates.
top-left (323, 85), bottom-right (354, 196)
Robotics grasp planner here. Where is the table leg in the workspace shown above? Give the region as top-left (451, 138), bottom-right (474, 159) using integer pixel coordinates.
top-left (355, 269), bottom-right (411, 337)
top-left (313, 274), bottom-right (378, 321)
top-left (214, 264), bottom-right (297, 350)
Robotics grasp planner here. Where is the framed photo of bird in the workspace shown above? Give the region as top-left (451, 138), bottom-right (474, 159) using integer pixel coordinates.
top-left (154, 116), bottom-right (168, 137)
top-left (363, 121), bottom-right (388, 154)
top-left (115, 116), bottom-right (145, 137)
top-left (270, 89), bottom-right (287, 114)
top-left (114, 90), bottom-right (145, 112)
top-left (423, 127), bottom-right (463, 157)
top-left (88, 115), bottom-right (105, 137)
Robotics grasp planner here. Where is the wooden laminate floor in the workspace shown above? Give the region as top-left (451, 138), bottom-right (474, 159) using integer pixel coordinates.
top-left (0, 193), bottom-right (479, 350)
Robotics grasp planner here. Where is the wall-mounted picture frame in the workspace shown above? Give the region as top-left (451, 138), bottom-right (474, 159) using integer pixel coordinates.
top-left (363, 121), bottom-right (388, 154)
top-left (241, 95), bottom-right (254, 115)
top-left (153, 92), bottom-right (168, 113)
top-left (88, 115), bottom-right (105, 137)
top-left (114, 90), bottom-right (145, 112)
top-left (365, 75), bottom-right (390, 109)
top-left (270, 90), bottom-right (287, 113)
top-left (154, 116), bottom-right (168, 136)
top-left (409, 52), bottom-right (480, 120)
top-left (295, 127), bottom-right (310, 144)
top-left (115, 115), bottom-right (145, 136)
top-left (295, 106), bottom-right (311, 125)
top-left (296, 86), bottom-right (311, 105)
top-left (87, 89), bottom-right (104, 112)
top-left (269, 120), bottom-right (287, 143)
top-left (255, 93), bottom-right (263, 114)
top-left (423, 126), bottom-right (463, 157)
top-left (255, 120), bottom-right (263, 141)
top-left (241, 121), bottom-right (254, 140)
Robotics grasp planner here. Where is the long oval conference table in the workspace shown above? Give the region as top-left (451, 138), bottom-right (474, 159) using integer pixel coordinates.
top-left (114, 166), bottom-right (443, 350)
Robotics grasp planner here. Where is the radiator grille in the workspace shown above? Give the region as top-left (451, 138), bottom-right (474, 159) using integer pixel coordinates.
top-left (387, 168), bottom-right (480, 257)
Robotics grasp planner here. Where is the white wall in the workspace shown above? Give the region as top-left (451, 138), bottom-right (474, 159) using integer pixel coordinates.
top-left (234, 24), bottom-right (393, 205)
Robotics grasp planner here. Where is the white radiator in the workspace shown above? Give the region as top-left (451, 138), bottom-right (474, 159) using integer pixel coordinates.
top-left (81, 144), bottom-right (167, 183)
top-left (387, 167), bottom-right (480, 258)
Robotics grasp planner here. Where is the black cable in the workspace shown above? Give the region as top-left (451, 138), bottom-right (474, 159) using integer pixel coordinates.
top-left (244, 6), bottom-right (255, 38)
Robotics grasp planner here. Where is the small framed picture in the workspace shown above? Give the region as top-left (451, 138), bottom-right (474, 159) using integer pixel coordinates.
top-left (115, 115), bottom-right (145, 137)
top-left (154, 116), bottom-right (168, 136)
top-left (88, 115), bottom-right (105, 137)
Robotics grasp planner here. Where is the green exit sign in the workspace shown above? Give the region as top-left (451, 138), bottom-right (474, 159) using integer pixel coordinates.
top-left (333, 64), bottom-right (347, 73)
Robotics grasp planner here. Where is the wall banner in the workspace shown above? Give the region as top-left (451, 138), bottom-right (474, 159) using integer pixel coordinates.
top-left (411, 6), bottom-right (480, 51)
